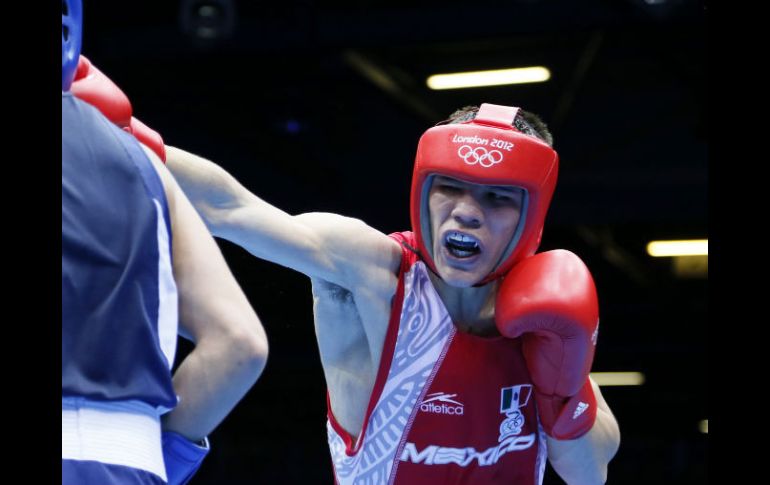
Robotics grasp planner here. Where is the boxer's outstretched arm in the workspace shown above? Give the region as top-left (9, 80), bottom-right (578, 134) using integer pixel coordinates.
top-left (545, 378), bottom-right (620, 485)
top-left (145, 145), bottom-right (269, 441)
top-left (164, 145), bottom-right (401, 290)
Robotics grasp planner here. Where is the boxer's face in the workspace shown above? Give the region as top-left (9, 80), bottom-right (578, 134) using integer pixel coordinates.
top-left (427, 175), bottom-right (524, 287)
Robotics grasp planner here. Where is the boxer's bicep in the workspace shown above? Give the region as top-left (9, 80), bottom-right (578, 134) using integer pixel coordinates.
top-left (293, 212), bottom-right (401, 292)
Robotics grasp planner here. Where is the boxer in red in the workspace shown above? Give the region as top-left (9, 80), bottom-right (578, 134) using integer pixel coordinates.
top-left (160, 104), bottom-right (620, 485)
top-left (165, 103), bottom-right (620, 484)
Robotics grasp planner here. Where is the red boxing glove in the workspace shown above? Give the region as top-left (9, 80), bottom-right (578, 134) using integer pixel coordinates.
top-left (70, 56), bottom-right (166, 162)
top-left (70, 55), bottom-right (132, 127)
top-left (126, 117), bottom-right (167, 162)
top-left (494, 249), bottom-right (599, 440)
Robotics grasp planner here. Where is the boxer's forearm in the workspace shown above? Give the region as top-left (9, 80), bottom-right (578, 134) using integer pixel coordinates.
top-left (164, 146), bottom-right (399, 287)
top-left (545, 379), bottom-right (620, 484)
top-left (162, 334), bottom-right (266, 441)
top-left (163, 146), bottom-right (308, 263)
top-left (164, 146), bottom-right (235, 231)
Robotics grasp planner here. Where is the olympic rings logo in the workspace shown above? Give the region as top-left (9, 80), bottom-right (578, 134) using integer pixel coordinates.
top-left (457, 145), bottom-right (504, 168)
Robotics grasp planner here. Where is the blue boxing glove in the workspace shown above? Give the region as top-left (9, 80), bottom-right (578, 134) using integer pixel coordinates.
top-left (162, 431), bottom-right (210, 485)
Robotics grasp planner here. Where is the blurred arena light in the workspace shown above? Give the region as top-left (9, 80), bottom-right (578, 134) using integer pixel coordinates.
top-left (590, 372), bottom-right (646, 386)
top-left (179, 0), bottom-right (236, 46)
top-left (426, 67), bottom-right (551, 90)
top-left (646, 239), bottom-right (708, 257)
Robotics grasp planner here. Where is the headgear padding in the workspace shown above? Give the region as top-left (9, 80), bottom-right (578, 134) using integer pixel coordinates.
top-left (62, 0), bottom-right (82, 91)
top-left (409, 103), bottom-right (559, 284)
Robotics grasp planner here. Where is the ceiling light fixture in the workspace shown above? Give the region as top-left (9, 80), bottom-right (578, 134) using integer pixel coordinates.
top-left (590, 372), bottom-right (646, 386)
top-left (647, 239), bottom-right (708, 257)
top-left (427, 66), bottom-right (551, 90)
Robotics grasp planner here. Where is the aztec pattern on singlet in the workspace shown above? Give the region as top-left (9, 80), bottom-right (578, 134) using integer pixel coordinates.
top-left (328, 261), bottom-right (454, 485)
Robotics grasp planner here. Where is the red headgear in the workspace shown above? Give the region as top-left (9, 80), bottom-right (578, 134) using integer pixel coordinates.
top-left (409, 103), bottom-right (559, 284)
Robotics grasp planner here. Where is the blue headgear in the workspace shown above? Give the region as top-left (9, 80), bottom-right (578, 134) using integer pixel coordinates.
top-left (62, 0), bottom-right (82, 91)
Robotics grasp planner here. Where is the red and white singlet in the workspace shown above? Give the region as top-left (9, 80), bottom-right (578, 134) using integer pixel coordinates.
top-left (327, 232), bottom-right (547, 485)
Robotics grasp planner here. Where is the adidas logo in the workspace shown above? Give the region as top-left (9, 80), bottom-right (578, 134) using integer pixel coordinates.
top-left (573, 402), bottom-right (589, 420)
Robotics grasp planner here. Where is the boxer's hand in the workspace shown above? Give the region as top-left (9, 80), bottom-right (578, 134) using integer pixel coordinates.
top-left (162, 431), bottom-right (210, 485)
top-left (495, 249), bottom-right (600, 440)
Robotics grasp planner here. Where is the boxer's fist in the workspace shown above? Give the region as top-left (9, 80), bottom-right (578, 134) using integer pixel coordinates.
top-left (495, 249), bottom-right (599, 439)
top-left (162, 431), bottom-right (209, 485)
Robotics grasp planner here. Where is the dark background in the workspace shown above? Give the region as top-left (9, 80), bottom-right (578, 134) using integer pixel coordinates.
top-left (77, 0), bottom-right (707, 483)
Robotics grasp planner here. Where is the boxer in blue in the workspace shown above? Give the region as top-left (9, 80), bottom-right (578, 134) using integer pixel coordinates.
top-left (62, 2), bottom-right (269, 483)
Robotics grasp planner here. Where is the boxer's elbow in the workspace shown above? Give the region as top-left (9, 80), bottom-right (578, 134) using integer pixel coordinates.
top-left (230, 317), bottom-right (269, 380)
top-left (204, 310), bottom-right (269, 383)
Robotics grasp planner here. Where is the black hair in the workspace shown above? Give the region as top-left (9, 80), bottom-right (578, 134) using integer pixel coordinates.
top-left (445, 105), bottom-right (554, 147)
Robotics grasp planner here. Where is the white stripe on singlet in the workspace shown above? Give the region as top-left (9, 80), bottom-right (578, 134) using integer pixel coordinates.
top-left (154, 199), bottom-right (178, 375)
